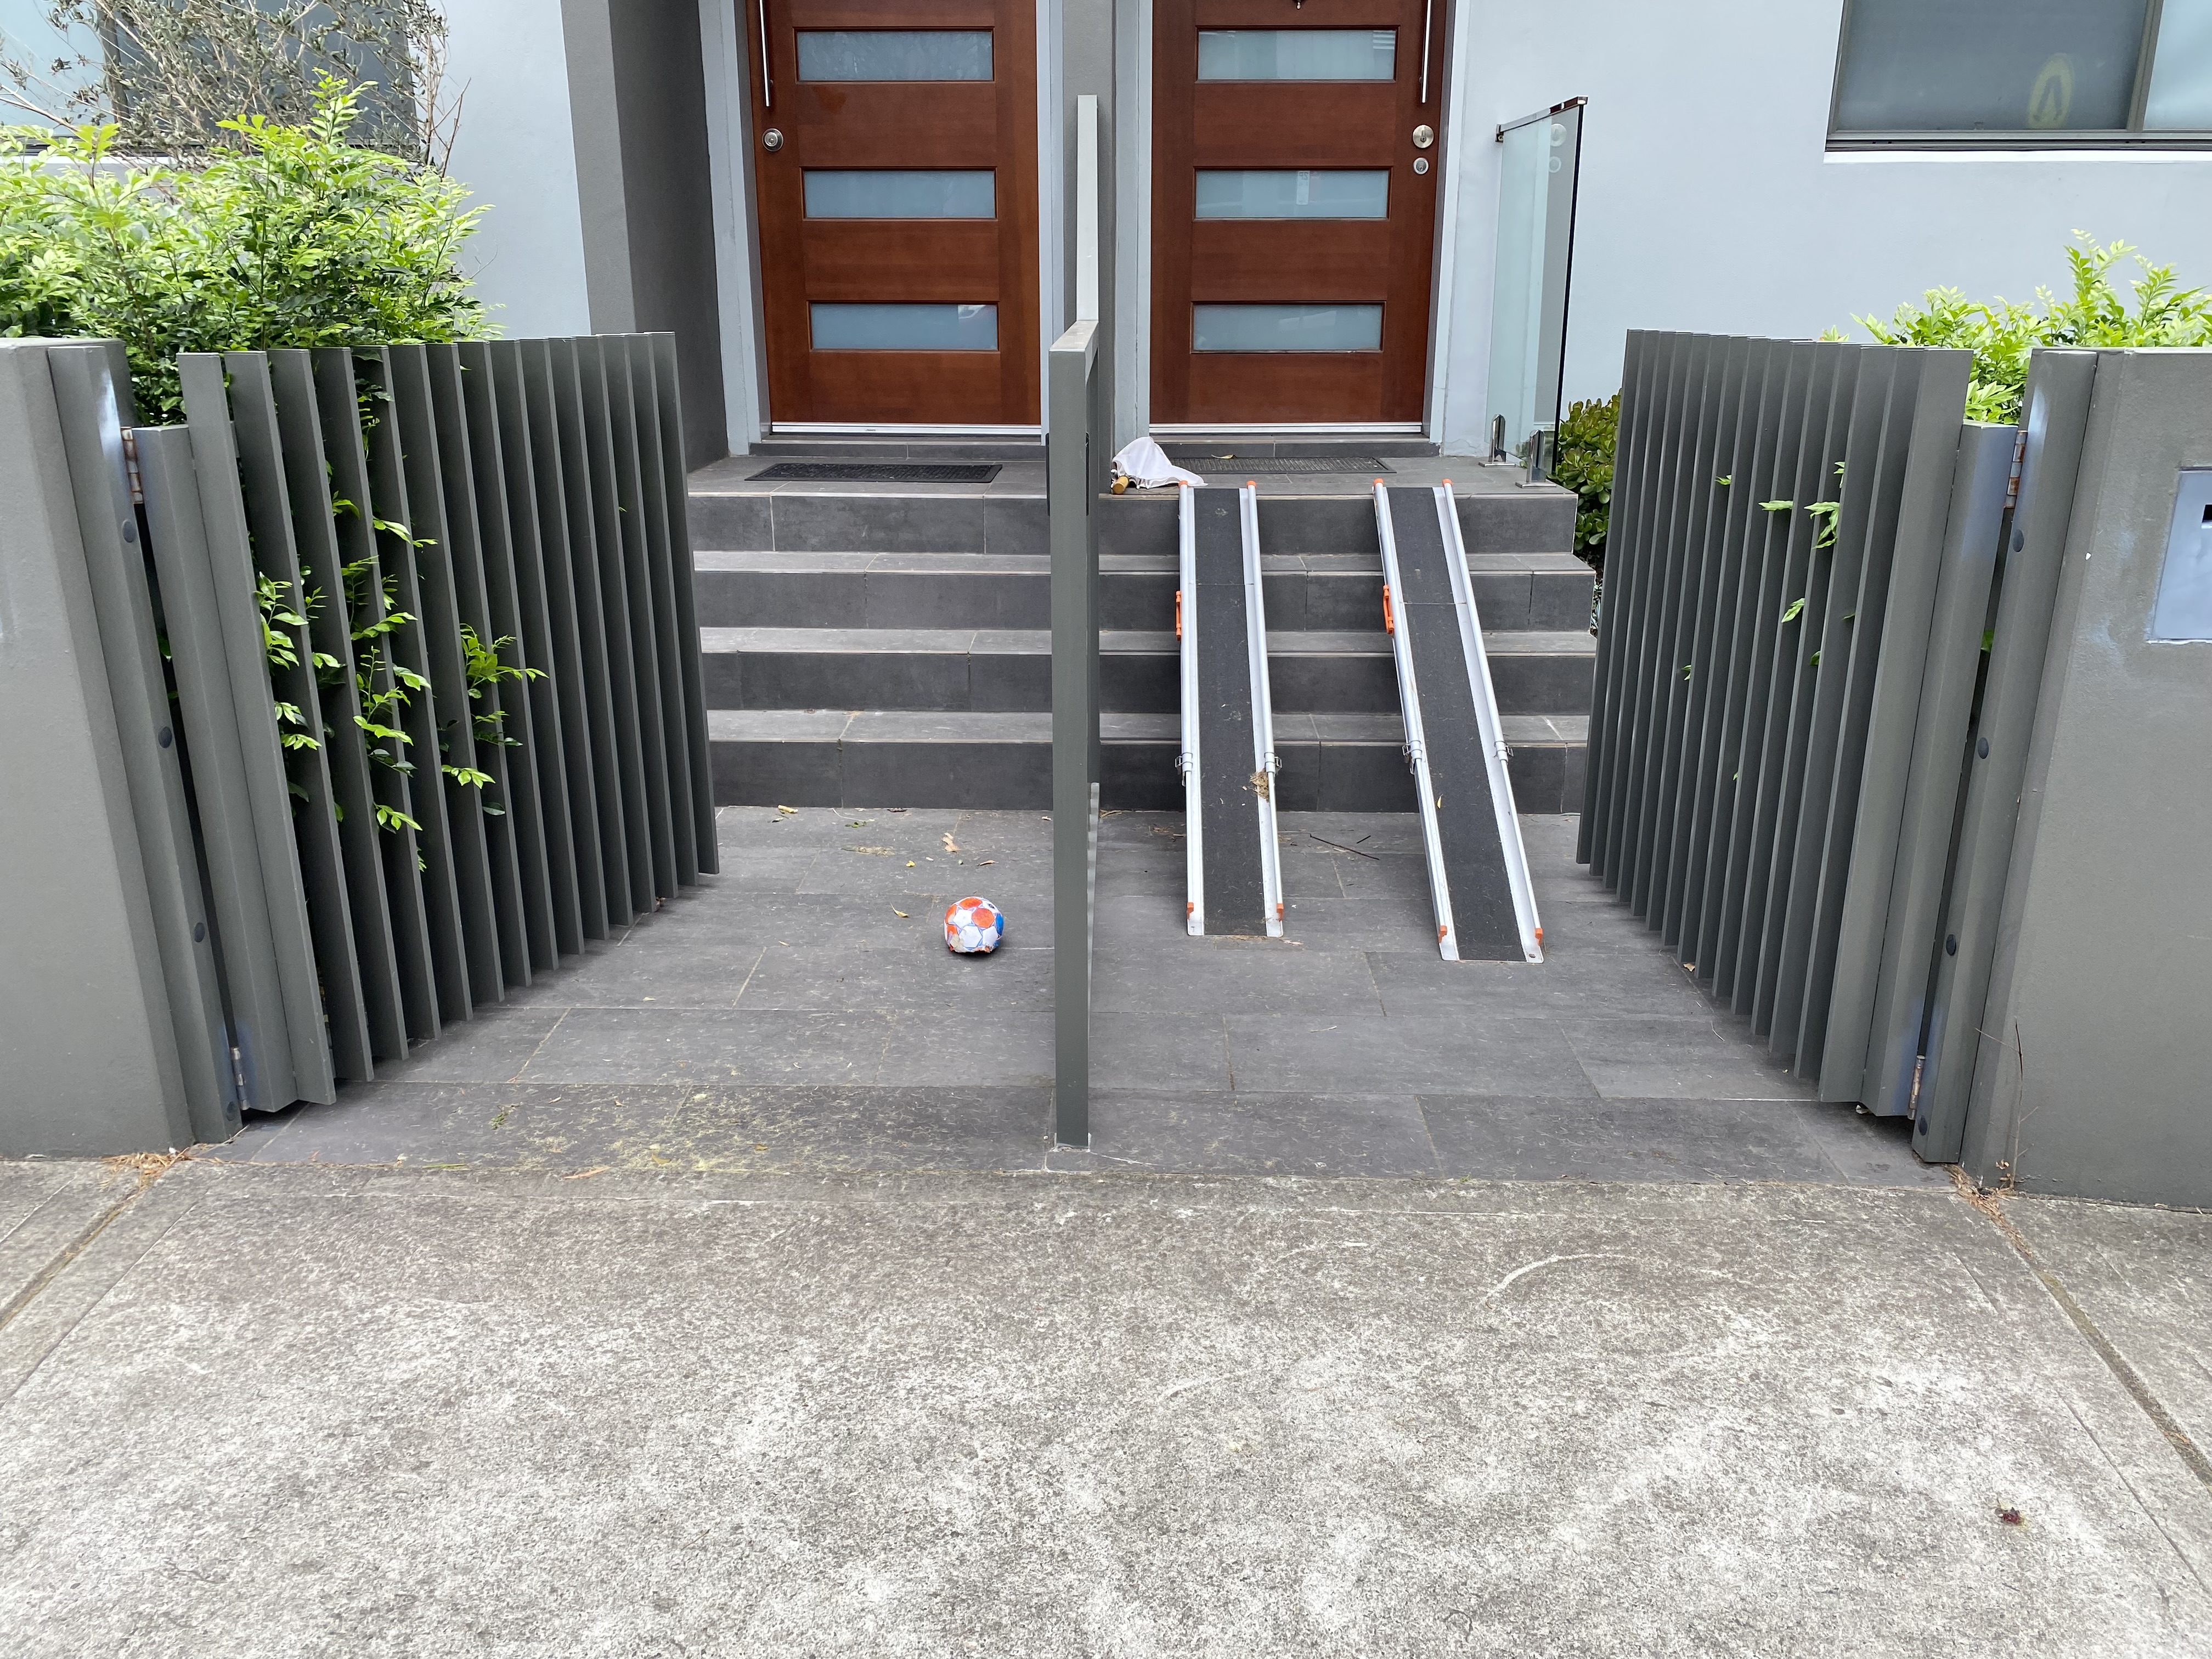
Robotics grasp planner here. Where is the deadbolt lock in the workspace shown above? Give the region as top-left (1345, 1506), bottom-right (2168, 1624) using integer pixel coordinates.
top-left (1412, 124), bottom-right (1435, 149)
top-left (763, 127), bottom-right (785, 151)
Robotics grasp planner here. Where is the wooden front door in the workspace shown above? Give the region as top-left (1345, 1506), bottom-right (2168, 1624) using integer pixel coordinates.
top-left (744, 0), bottom-right (1040, 427)
top-left (1151, 0), bottom-right (1446, 426)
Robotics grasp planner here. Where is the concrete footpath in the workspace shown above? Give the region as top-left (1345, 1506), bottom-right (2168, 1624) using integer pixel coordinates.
top-left (3, 1158), bottom-right (2211, 1656)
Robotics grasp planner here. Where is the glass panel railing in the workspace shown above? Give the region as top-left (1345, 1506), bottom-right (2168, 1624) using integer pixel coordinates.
top-left (795, 31), bottom-right (992, 82)
top-left (1485, 101), bottom-right (1583, 481)
top-left (804, 171), bottom-right (996, 218)
top-left (1192, 303), bottom-right (1383, 352)
top-left (1194, 169), bottom-right (1389, 219)
top-left (1195, 30), bottom-right (1395, 81)
top-left (811, 303), bottom-right (999, 351)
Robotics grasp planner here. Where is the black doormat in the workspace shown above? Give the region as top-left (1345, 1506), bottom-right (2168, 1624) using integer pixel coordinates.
top-left (1180, 456), bottom-right (1393, 475)
top-left (747, 461), bottom-right (1002, 483)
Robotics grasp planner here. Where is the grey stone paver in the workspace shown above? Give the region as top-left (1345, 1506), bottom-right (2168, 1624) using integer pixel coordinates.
top-left (199, 806), bottom-right (1942, 1187)
top-left (1, 1160), bottom-right (2208, 1657)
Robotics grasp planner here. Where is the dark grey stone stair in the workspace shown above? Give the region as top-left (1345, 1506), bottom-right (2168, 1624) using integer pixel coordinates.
top-left (686, 471), bottom-right (1594, 813)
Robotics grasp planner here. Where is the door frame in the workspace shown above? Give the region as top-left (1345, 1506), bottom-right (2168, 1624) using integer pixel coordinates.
top-left (1125, 0), bottom-right (1475, 442)
top-left (699, 0), bottom-right (1062, 443)
top-left (695, 0), bottom-right (1477, 450)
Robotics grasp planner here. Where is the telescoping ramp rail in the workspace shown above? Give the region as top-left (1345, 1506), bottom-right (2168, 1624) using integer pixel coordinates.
top-left (1373, 482), bottom-right (1544, 962)
top-left (1178, 483), bottom-right (1284, 936)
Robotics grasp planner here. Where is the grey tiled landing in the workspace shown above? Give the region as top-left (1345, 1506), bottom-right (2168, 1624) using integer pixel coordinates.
top-left (219, 809), bottom-right (1954, 1191)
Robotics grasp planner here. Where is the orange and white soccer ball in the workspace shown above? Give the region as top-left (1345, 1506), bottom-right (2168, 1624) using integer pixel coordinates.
top-left (943, 896), bottom-right (1005, 954)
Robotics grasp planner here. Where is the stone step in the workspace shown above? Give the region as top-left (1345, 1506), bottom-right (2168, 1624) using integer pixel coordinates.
top-left (686, 482), bottom-right (1576, 558)
top-left (692, 549), bottom-right (1595, 634)
top-left (698, 627), bottom-right (1595, 717)
top-left (707, 710), bottom-right (1587, 814)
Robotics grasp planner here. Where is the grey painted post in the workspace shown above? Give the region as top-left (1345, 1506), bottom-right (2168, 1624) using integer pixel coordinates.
top-left (1953, 349), bottom-right (2212, 1202)
top-left (46, 343), bottom-right (237, 1144)
top-left (1050, 319), bottom-right (1101, 1149)
top-left (0, 342), bottom-right (201, 1155)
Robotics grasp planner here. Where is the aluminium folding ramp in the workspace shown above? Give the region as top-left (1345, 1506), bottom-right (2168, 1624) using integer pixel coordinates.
top-left (1372, 482), bottom-right (1545, 962)
top-left (1177, 482), bottom-right (1285, 936)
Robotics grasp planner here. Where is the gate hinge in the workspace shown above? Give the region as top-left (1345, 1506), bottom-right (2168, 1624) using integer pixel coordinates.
top-left (121, 427), bottom-right (145, 505)
top-left (229, 1043), bottom-right (248, 1101)
top-left (2004, 428), bottom-right (2027, 511)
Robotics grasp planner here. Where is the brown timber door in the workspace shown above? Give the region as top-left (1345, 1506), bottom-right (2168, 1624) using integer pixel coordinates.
top-left (1151, 0), bottom-right (1446, 426)
top-left (744, 0), bottom-right (1040, 427)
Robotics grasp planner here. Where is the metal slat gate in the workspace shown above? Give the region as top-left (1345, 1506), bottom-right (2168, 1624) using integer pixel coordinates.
top-left (1580, 330), bottom-right (2096, 1146)
top-left (20, 334), bottom-right (714, 1141)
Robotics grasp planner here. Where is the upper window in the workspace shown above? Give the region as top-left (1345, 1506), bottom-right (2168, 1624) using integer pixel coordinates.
top-left (1831, 0), bottom-right (2212, 145)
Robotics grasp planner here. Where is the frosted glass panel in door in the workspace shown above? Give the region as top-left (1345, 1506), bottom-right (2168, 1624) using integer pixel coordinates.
top-left (1194, 170), bottom-right (1389, 219)
top-left (804, 171), bottom-right (996, 218)
top-left (811, 303), bottom-right (999, 350)
top-left (795, 31), bottom-right (992, 81)
top-left (1196, 30), bottom-right (1395, 81)
top-left (1193, 303), bottom-right (1384, 352)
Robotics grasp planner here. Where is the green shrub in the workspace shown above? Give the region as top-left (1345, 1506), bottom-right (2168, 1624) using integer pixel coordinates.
top-left (1850, 233), bottom-right (2212, 422)
top-left (1551, 392), bottom-right (1617, 575)
top-left (0, 76), bottom-right (487, 421)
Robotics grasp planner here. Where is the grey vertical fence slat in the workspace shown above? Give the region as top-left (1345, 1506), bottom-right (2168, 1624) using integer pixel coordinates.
top-left (1745, 343), bottom-right (1848, 1033)
top-left (1711, 343), bottom-right (1812, 1005)
top-left (650, 332), bottom-right (719, 873)
top-left (570, 338), bottom-right (657, 917)
top-left (1920, 351), bottom-right (2099, 1161)
top-left (487, 341), bottom-right (588, 955)
top-left (1611, 332), bottom-right (1687, 902)
top-left (546, 338), bottom-right (635, 926)
top-left (1832, 418), bottom-right (2014, 1110)
top-left (1764, 349), bottom-right (1891, 1061)
top-left (1796, 351), bottom-right (1969, 1077)
top-left (1643, 333), bottom-right (1724, 922)
top-left (269, 349), bottom-right (409, 1063)
top-left (599, 340), bottom-right (680, 900)
top-left (425, 343), bottom-right (532, 986)
top-left (1663, 334), bottom-right (1752, 946)
top-left (314, 346), bottom-right (441, 1042)
top-left (1050, 320), bottom-right (1101, 1150)
top-left (1581, 329), bottom-right (1652, 879)
top-left (1681, 342), bottom-right (1769, 982)
top-left (521, 338), bottom-right (613, 939)
top-left (208, 352), bottom-right (373, 1085)
top-left (385, 343), bottom-right (503, 1009)
top-left (136, 426), bottom-right (318, 1110)
top-left (173, 360), bottom-right (337, 1106)
top-left (45, 346), bottom-right (238, 1141)
top-left (456, 341), bottom-right (562, 973)
top-left (1577, 332), bottom-right (1639, 871)
top-left (626, 335), bottom-right (702, 886)
top-left (1697, 341), bottom-right (1789, 989)
top-left (360, 347), bottom-right (475, 1024)
top-left (1668, 336), bottom-right (1756, 957)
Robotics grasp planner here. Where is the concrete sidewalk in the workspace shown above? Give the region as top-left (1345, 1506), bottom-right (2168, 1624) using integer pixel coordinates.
top-left (3, 1157), bottom-right (2209, 1656)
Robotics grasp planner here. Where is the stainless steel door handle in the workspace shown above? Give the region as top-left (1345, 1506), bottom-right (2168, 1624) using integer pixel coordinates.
top-left (758, 0), bottom-right (772, 108)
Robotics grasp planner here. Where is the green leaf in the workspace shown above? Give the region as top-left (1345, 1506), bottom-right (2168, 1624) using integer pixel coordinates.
top-left (1760, 500), bottom-right (1795, 514)
top-left (1781, 597), bottom-right (1807, 624)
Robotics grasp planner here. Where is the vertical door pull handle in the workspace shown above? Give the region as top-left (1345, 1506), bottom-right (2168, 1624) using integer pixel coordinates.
top-left (1419, 0), bottom-right (1433, 103)
top-left (759, 0), bottom-right (773, 107)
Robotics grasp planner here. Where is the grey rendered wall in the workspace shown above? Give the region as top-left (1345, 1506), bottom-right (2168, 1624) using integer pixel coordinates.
top-left (562, 0), bottom-right (729, 469)
top-left (443, 0), bottom-right (595, 339)
top-left (1960, 349), bottom-right (2212, 1205)
top-left (0, 344), bottom-right (188, 1155)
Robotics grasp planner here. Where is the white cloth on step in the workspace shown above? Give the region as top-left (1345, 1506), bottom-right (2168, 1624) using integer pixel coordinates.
top-left (1111, 435), bottom-right (1205, 490)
